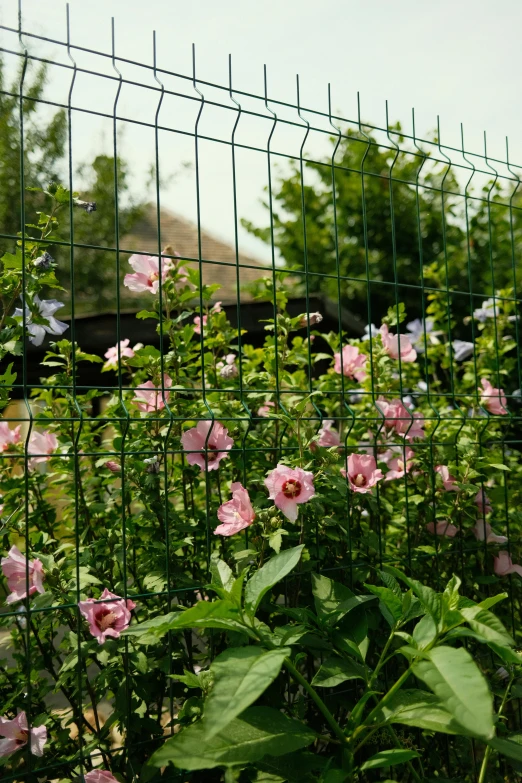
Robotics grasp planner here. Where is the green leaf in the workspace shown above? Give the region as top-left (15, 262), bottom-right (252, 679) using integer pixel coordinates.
top-left (384, 566), bottom-right (440, 623)
top-left (379, 689), bottom-right (463, 735)
top-left (364, 583), bottom-right (402, 627)
top-left (489, 463), bottom-right (511, 471)
top-left (311, 573), bottom-right (375, 625)
top-left (487, 736), bottom-right (522, 762)
top-left (414, 646), bottom-right (494, 740)
top-left (487, 642), bottom-right (522, 665)
top-left (460, 606), bottom-right (514, 647)
top-left (123, 599), bottom-right (250, 643)
top-left (202, 646), bottom-right (290, 738)
top-left (150, 706), bottom-right (316, 770)
top-left (360, 749), bottom-right (420, 771)
top-left (244, 546), bottom-right (304, 616)
top-left (210, 557), bottom-right (235, 595)
top-left (311, 656), bottom-right (366, 687)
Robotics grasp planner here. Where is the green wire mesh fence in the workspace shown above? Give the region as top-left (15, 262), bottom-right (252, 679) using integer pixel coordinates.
top-left (1, 1), bottom-right (522, 781)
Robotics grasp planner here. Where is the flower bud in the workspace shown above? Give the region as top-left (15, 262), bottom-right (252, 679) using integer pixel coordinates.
top-left (299, 312), bottom-right (322, 328)
top-left (105, 460), bottom-right (121, 473)
top-left (33, 252), bottom-right (53, 271)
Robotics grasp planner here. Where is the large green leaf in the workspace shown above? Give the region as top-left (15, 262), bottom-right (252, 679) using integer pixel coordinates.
top-left (311, 656), bottom-right (366, 687)
top-left (150, 706), bottom-right (316, 770)
top-left (311, 573), bottom-right (375, 625)
top-left (360, 748), bottom-right (420, 771)
top-left (210, 557), bottom-right (235, 594)
top-left (123, 599), bottom-right (251, 643)
top-left (364, 583), bottom-right (403, 627)
top-left (379, 690), bottom-right (463, 735)
top-left (414, 646), bottom-right (494, 740)
top-left (244, 546), bottom-right (304, 616)
top-left (460, 606), bottom-right (514, 647)
top-left (384, 567), bottom-right (440, 623)
top-left (203, 646), bottom-right (289, 738)
top-left (488, 734), bottom-right (522, 762)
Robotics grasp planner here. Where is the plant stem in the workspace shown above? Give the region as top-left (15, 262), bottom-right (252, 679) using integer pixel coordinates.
top-left (284, 657), bottom-right (347, 745)
top-left (478, 672), bottom-right (514, 783)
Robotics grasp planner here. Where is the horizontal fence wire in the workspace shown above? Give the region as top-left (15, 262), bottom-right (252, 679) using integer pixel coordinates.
top-left (0, 1), bottom-right (522, 781)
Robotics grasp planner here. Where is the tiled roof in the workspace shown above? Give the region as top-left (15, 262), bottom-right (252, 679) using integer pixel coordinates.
top-left (124, 205), bottom-right (271, 303)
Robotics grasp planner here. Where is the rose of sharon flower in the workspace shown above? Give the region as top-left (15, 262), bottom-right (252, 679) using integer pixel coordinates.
top-left (480, 378), bottom-right (508, 415)
top-left (435, 465), bottom-right (459, 491)
top-left (79, 588), bottom-right (136, 645)
top-left (377, 399), bottom-right (425, 440)
top-left (316, 420), bottom-right (341, 448)
top-left (333, 345), bottom-right (367, 381)
top-left (299, 312), bottom-right (323, 328)
top-left (426, 520), bottom-right (458, 537)
top-left (453, 340), bottom-right (474, 362)
top-left (265, 464), bottom-right (315, 522)
top-left (84, 771), bottom-right (120, 783)
top-left (1, 546), bottom-right (45, 605)
top-left (493, 551), bottom-right (522, 578)
top-left (181, 421), bottom-right (234, 471)
top-left (103, 339), bottom-right (136, 370)
top-left (0, 712), bottom-right (47, 758)
top-left (0, 422), bottom-right (21, 451)
top-left (218, 354), bottom-right (238, 380)
top-left (380, 323), bottom-right (417, 363)
top-left (14, 295), bottom-right (68, 347)
top-left (27, 429), bottom-right (58, 469)
top-left (123, 254), bottom-right (173, 294)
top-left (258, 401), bottom-right (275, 417)
top-left (342, 454), bottom-right (383, 494)
top-left (214, 483), bottom-right (255, 536)
top-left (193, 315), bottom-right (207, 335)
top-left (475, 489), bottom-right (492, 517)
top-left (385, 448), bottom-right (415, 481)
top-left (132, 374), bottom-right (172, 413)
top-left (472, 520), bottom-right (507, 545)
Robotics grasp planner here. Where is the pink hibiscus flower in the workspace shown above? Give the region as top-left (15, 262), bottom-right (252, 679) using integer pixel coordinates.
top-left (316, 420), bottom-right (341, 448)
top-left (181, 420), bottom-right (234, 471)
top-left (132, 374), bottom-right (172, 413)
top-left (1, 546), bottom-right (45, 605)
top-left (214, 482), bottom-right (255, 536)
top-left (0, 422), bottom-right (21, 451)
top-left (480, 378), bottom-right (508, 415)
top-left (472, 520), bottom-right (507, 545)
top-left (333, 345), bottom-right (367, 381)
top-left (475, 489), bottom-right (492, 517)
top-left (0, 712), bottom-right (47, 757)
top-left (342, 453), bottom-right (383, 494)
top-left (258, 401), bottom-right (275, 417)
top-left (123, 253), bottom-right (172, 294)
top-left (385, 447), bottom-right (415, 481)
top-left (377, 399), bottom-right (425, 441)
top-left (435, 465), bottom-right (459, 491)
top-left (79, 588), bottom-right (136, 645)
top-left (426, 520), bottom-right (458, 538)
top-left (265, 464), bottom-right (315, 522)
top-left (27, 429), bottom-right (58, 469)
top-left (103, 339), bottom-right (136, 370)
top-left (193, 315), bottom-right (207, 335)
top-left (84, 772), bottom-right (120, 783)
top-left (380, 323), bottom-right (417, 363)
top-left (493, 551), bottom-right (522, 577)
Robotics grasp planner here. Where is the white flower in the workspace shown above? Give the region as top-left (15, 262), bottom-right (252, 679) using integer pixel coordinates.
top-left (406, 318), bottom-right (440, 352)
top-left (14, 296), bottom-right (68, 347)
top-left (362, 323), bottom-right (379, 340)
top-left (453, 340), bottom-right (474, 362)
top-left (473, 298), bottom-right (497, 323)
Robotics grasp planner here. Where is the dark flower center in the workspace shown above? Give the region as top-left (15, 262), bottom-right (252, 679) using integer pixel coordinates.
top-left (96, 608), bottom-right (117, 632)
top-left (282, 479), bottom-right (302, 498)
top-left (206, 442), bottom-right (219, 461)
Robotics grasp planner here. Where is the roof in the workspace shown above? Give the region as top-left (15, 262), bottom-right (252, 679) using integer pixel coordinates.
top-left (124, 205), bottom-right (271, 304)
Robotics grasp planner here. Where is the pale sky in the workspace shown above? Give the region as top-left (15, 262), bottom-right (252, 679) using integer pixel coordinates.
top-left (1, 0), bottom-right (521, 263)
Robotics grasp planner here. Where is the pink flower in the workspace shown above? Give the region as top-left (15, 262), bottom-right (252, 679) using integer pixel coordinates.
top-left (181, 420), bottom-right (234, 471)
top-left (380, 323), bottom-right (417, 363)
top-left (299, 312), bottom-right (323, 328)
top-left (27, 429), bottom-right (58, 468)
top-left (480, 378), bottom-right (508, 415)
top-left (475, 489), bottom-right (492, 517)
top-left (258, 401), bottom-right (275, 417)
top-left (494, 550), bottom-right (522, 577)
top-left (385, 448), bottom-right (415, 481)
top-left (265, 464), bottom-right (315, 522)
top-left (194, 315), bottom-right (207, 335)
top-left (426, 520), bottom-right (458, 538)
top-left (0, 712), bottom-right (47, 757)
top-left (132, 374), bottom-right (172, 413)
top-left (212, 301), bottom-right (222, 313)
top-left (214, 483), bottom-right (255, 536)
top-left (84, 772), bottom-right (120, 783)
top-left (123, 253), bottom-right (172, 294)
top-left (377, 399), bottom-right (425, 441)
top-left (473, 520), bottom-right (507, 544)
top-left (1, 546), bottom-right (45, 605)
top-left (0, 422), bottom-right (21, 451)
top-left (105, 461), bottom-right (121, 473)
top-left (103, 339), bottom-right (135, 370)
top-left (333, 345), bottom-right (367, 381)
top-left (79, 588), bottom-right (136, 644)
top-left (317, 420), bottom-right (341, 448)
top-left (342, 453), bottom-right (383, 494)
top-left (435, 465), bottom-right (458, 491)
